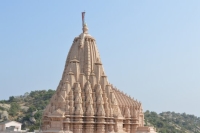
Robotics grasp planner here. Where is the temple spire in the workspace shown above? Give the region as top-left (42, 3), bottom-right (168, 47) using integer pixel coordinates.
top-left (41, 13), bottom-right (157, 133)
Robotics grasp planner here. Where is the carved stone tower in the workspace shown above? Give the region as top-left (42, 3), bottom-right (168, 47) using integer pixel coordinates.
top-left (41, 13), bottom-right (157, 133)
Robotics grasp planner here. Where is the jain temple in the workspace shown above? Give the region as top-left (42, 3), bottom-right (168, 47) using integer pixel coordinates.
top-left (41, 13), bottom-right (157, 133)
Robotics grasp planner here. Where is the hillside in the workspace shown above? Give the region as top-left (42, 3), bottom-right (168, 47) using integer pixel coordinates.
top-left (145, 111), bottom-right (200, 133)
top-left (0, 90), bottom-right (55, 131)
top-left (0, 90), bottom-right (199, 132)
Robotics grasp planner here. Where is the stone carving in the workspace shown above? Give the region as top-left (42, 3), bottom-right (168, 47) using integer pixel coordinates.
top-left (41, 13), bottom-right (157, 133)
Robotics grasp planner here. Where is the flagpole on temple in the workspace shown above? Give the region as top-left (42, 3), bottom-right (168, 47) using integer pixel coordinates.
top-left (82, 12), bottom-right (85, 29)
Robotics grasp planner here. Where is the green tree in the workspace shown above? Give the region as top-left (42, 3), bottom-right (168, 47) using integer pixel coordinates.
top-left (27, 105), bottom-right (36, 113)
top-left (156, 121), bottom-right (164, 128)
top-left (9, 96), bottom-right (15, 102)
top-left (9, 102), bottom-right (20, 116)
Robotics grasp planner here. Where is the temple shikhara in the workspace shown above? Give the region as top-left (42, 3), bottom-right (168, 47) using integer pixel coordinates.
top-left (42, 13), bottom-right (157, 133)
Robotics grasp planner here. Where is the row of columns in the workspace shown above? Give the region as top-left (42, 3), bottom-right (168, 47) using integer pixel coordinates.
top-left (61, 118), bottom-right (138, 133)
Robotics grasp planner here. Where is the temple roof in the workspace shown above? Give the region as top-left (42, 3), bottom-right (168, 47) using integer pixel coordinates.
top-left (41, 13), bottom-right (159, 133)
top-left (43, 15), bottom-right (143, 120)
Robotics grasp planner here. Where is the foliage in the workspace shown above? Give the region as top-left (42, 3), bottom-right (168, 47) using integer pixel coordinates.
top-left (9, 102), bottom-right (20, 116)
top-left (27, 106), bottom-right (36, 113)
top-left (28, 89), bottom-right (55, 110)
top-left (9, 96), bottom-right (15, 102)
top-left (0, 106), bottom-right (5, 111)
top-left (0, 100), bottom-right (6, 104)
top-left (28, 111), bottom-right (43, 132)
top-left (0, 89), bottom-right (55, 131)
top-left (145, 111), bottom-right (200, 133)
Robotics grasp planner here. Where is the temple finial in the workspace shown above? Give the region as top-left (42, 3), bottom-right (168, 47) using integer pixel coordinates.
top-left (82, 12), bottom-right (88, 33)
top-left (82, 12), bottom-right (85, 29)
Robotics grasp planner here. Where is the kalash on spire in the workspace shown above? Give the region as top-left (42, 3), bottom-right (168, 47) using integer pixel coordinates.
top-left (41, 12), bottom-right (157, 133)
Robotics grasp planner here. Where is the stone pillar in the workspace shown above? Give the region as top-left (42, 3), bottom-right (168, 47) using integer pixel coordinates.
top-left (108, 124), bottom-right (114, 132)
top-left (84, 117), bottom-right (94, 133)
top-left (70, 123), bottom-right (73, 132)
top-left (114, 123), bottom-right (118, 132)
top-left (73, 117), bottom-right (83, 133)
top-left (130, 125), bottom-right (138, 133)
top-left (108, 119), bottom-right (114, 132)
top-left (125, 120), bottom-right (131, 133)
top-left (74, 124), bottom-right (83, 133)
top-left (126, 124), bottom-right (130, 133)
top-left (96, 118), bottom-right (105, 133)
top-left (64, 123), bottom-right (70, 132)
top-left (60, 119), bottom-right (64, 130)
top-left (105, 121), bottom-right (109, 133)
top-left (64, 118), bottom-right (70, 132)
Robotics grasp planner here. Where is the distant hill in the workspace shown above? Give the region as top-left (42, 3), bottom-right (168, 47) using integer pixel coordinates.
top-left (145, 111), bottom-right (200, 133)
top-left (0, 89), bottom-right (55, 131)
top-left (0, 90), bottom-right (199, 132)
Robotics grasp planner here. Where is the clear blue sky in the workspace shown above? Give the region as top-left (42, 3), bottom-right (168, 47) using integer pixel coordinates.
top-left (0, 0), bottom-right (200, 116)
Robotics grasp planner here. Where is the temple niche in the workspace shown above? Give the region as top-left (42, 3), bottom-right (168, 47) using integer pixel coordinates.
top-left (42, 13), bottom-right (157, 133)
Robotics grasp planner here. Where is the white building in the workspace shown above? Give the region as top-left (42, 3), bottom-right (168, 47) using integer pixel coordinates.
top-left (0, 120), bottom-right (22, 132)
